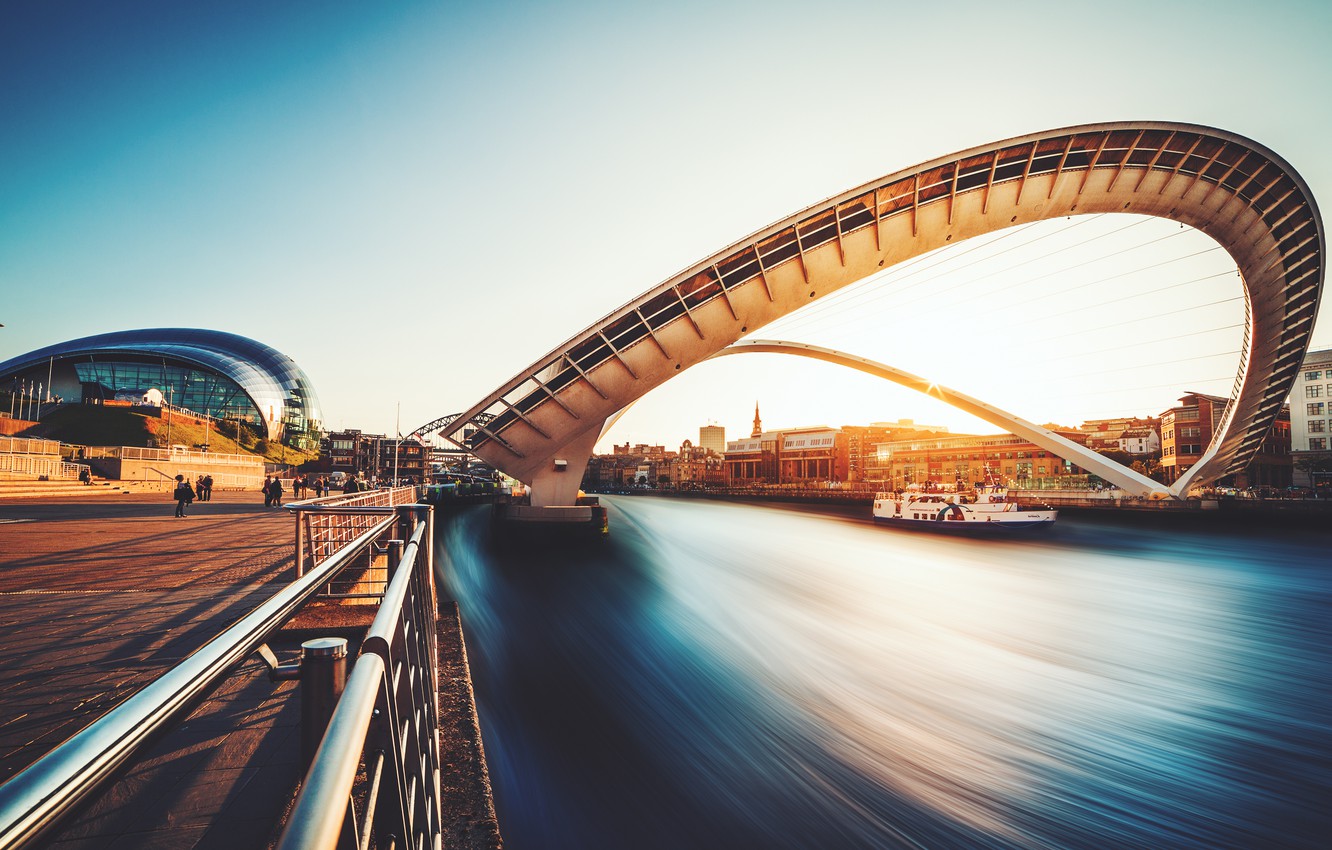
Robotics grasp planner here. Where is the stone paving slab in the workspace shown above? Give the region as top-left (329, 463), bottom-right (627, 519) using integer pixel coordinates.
top-left (44, 652), bottom-right (303, 850)
top-left (0, 490), bottom-right (502, 849)
top-left (0, 491), bottom-right (296, 781)
top-left (0, 491), bottom-right (303, 848)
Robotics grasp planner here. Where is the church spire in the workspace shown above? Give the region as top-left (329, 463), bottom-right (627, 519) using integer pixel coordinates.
top-left (751, 401), bottom-right (762, 438)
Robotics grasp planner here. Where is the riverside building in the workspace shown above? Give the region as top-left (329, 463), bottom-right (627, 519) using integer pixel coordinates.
top-left (1290, 348), bottom-right (1332, 486)
top-left (872, 430), bottom-right (1092, 490)
top-left (1160, 392), bottom-right (1290, 489)
top-left (0, 328), bottom-right (323, 449)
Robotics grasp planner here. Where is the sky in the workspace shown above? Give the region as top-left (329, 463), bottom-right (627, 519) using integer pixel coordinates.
top-left (2, 0), bottom-right (1330, 453)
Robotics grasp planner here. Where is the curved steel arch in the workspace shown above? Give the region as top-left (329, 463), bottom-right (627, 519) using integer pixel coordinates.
top-left (445, 122), bottom-right (1322, 506)
top-left (714, 340), bottom-right (1169, 498)
top-left (409, 412), bottom-right (496, 447)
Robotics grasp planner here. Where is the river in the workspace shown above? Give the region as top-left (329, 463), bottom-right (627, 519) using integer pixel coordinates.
top-left (439, 496), bottom-right (1331, 849)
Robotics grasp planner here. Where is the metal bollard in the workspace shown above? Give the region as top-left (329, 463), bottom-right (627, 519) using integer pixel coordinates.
top-left (299, 637), bottom-right (348, 770)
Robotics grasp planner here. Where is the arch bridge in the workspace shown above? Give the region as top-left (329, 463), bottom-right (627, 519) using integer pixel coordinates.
top-left (429, 122), bottom-right (1323, 508)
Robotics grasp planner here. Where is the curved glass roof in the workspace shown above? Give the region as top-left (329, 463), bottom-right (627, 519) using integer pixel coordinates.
top-left (0, 328), bottom-right (322, 440)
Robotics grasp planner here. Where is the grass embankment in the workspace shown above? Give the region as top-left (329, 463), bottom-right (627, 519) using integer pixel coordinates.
top-left (19, 405), bottom-right (319, 466)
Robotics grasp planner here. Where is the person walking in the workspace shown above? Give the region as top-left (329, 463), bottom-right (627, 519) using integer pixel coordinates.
top-left (173, 474), bottom-right (195, 518)
top-left (202, 474), bottom-right (213, 501)
top-left (262, 475), bottom-right (273, 507)
top-left (270, 477), bottom-right (284, 506)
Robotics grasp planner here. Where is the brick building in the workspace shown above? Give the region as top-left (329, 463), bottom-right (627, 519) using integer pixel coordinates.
top-left (1160, 392), bottom-right (1290, 489)
top-left (874, 430), bottom-right (1092, 490)
top-left (324, 430), bottom-right (430, 481)
top-left (665, 439), bottom-right (725, 488)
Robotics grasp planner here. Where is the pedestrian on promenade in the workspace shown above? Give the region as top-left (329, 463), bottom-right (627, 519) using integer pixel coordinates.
top-left (262, 475), bottom-right (273, 507)
top-left (196, 476), bottom-right (207, 503)
top-left (173, 474), bottom-right (195, 518)
top-left (270, 477), bottom-right (284, 507)
top-left (313, 477), bottom-right (324, 498)
top-left (202, 474), bottom-right (213, 501)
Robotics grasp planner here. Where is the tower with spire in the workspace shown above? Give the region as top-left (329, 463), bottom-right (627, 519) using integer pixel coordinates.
top-left (751, 401), bottom-right (762, 438)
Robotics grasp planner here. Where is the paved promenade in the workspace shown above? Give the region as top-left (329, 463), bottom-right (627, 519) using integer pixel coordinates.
top-left (0, 490), bottom-right (302, 848)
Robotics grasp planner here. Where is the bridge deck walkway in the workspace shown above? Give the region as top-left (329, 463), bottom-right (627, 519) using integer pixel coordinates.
top-left (0, 491), bottom-right (304, 849)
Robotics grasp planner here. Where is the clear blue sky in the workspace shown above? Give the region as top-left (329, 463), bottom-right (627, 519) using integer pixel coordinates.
top-left (2, 0), bottom-right (1329, 450)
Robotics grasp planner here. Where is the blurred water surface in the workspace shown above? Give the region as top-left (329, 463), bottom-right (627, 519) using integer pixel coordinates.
top-left (440, 497), bottom-right (1331, 849)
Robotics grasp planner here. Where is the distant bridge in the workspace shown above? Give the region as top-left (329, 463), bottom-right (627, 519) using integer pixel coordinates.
top-left (424, 122), bottom-right (1323, 506)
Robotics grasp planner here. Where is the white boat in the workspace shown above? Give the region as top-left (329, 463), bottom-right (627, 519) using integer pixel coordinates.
top-left (872, 485), bottom-right (1056, 532)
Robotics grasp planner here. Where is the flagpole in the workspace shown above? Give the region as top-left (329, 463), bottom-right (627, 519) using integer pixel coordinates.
top-left (393, 402), bottom-right (401, 486)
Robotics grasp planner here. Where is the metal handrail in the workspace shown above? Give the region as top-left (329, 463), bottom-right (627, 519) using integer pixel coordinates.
top-left (287, 487), bottom-right (418, 578)
top-left (0, 455), bottom-right (85, 480)
top-left (278, 506), bottom-right (439, 850)
top-left (0, 516), bottom-right (396, 850)
top-left (0, 436), bottom-right (61, 456)
top-left (276, 654), bottom-right (386, 850)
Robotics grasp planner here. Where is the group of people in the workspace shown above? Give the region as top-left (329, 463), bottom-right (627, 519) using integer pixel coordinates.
top-left (173, 470), bottom-right (385, 516)
top-left (172, 474), bottom-right (195, 517)
top-left (261, 475), bottom-right (284, 507)
top-left (290, 475), bottom-right (334, 498)
top-left (260, 474), bottom-right (341, 506)
top-left (171, 473), bottom-right (215, 516)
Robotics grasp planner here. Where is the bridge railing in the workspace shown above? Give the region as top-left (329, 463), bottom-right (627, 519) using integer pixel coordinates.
top-left (0, 510), bottom-right (400, 850)
top-left (277, 504), bottom-right (441, 850)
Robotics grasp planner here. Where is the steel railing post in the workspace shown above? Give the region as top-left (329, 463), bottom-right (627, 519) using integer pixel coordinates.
top-left (294, 508), bottom-right (305, 578)
top-left (300, 637), bottom-right (348, 771)
top-left (387, 540), bottom-right (404, 581)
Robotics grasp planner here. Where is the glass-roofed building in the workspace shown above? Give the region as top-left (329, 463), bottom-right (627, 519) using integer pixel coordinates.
top-left (0, 328), bottom-right (323, 448)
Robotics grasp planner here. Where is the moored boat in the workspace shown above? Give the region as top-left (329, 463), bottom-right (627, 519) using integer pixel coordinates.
top-left (872, 485), bottom-right (1056, 532)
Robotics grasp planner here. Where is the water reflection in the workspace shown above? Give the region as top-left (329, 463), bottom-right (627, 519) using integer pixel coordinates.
top-left (441, 497), bottom-right (1332, 849)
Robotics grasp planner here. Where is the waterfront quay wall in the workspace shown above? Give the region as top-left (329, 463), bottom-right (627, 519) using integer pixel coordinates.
top-left (81, 445), bottom-right (266, 489)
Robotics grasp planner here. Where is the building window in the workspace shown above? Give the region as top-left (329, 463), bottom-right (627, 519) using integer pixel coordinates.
top-left (1306, 371), bottom-right (1323, 381)
top-left (1310, 420), bottom-right (1326, 433)
top-left (1311, 438), bottom-right (1328, 451)
top-left (1309, 403), bottom-right (1325, 417)
top-left (1308, 385), bottom-right (1323, 398)
top-left (1180, 426), bottom-right (1201, 438)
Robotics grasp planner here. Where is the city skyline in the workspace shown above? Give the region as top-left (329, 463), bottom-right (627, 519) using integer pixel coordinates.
top-left (2, 1), bottom-right (1329, 454)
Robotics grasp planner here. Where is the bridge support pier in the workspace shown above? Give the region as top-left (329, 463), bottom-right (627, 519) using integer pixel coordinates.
top-left (527, 425), bottom-right (600, 508)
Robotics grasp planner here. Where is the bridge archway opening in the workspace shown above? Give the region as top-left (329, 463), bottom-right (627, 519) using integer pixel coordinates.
top-left (599, 214), bottom-right (1249, 464)
top-left (438, 123), bottom-right (1322, 508)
